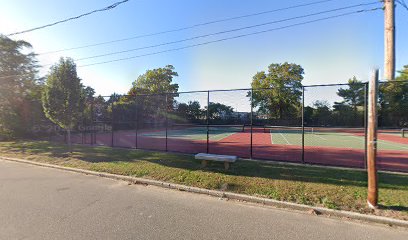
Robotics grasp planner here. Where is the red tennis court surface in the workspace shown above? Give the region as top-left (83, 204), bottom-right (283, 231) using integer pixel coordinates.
top-left (70, 127), bottom-right (408, 173)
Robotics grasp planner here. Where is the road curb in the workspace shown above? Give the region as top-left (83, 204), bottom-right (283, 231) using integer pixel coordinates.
top-left (1, 156), bottom-right (407, 228)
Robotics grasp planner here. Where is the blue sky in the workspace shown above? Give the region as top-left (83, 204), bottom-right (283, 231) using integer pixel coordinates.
top-left (1, 0), bottom-right (407, 101)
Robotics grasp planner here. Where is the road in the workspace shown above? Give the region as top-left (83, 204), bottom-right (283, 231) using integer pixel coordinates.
top-left (0, 160), bottom-right (407, 240)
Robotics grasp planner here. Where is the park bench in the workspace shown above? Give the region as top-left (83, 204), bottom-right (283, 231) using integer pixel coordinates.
top-left (195, 153), bottom-right (237, 170)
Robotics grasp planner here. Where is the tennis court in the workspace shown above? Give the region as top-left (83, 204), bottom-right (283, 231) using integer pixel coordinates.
top-left (267, 127), bottom-right (408, 151)
top-left (74, 124), bottom-right (407, 172)
top-left (137, 125), bottom-right (245, 141)
top-left (61, 81), bottom-right (408, 172)
top-left (68, 123), bottom-right (408, 172)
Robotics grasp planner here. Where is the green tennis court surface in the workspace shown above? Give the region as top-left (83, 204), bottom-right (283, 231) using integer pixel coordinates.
top-left (269, 129), bottom-right (408, 151)
top-left (380, 129), bottom-right (407, 137)
top-left (136, 127), bottom-right (239, 141)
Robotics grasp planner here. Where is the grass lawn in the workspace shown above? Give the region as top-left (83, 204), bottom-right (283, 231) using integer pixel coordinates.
top-left (0, 140), bottom-right (407, 220)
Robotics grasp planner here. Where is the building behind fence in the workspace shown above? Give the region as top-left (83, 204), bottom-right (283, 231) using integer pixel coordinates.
top-left (33, 80), bottom-right (408, 173)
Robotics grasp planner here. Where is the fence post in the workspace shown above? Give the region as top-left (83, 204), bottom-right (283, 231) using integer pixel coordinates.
top-left (301, 86), bottom-right (305, 164)
top-left (206, 91), bottom-right (210, 154)
top-left (135, 96), bottom-right (138, 149)
top-left (111, 101), bottom-right (114, 147)
top-left (250, 88), bottom-right (254, 159)
top-left (165, 94), bottom-right (168, 152)
top-left (81, 111), bottom-right (85, 145)
top-left (364, 82), bottom-right (368, 169)
top-left (367, 69), bottom-right (379, 209)
top-left (91, 98), bottom-right (94, 145)
top-left (249, 88), bottom-right (254, 159)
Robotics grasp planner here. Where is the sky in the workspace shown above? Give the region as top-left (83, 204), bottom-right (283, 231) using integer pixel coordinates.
top-left (1, 0), bottom-right (407, 110)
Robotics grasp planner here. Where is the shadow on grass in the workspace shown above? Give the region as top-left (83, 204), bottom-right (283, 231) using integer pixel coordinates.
top-left (379, 205), bottom-right (408, 212)
top-left (2, 140), bottom-right (408, 190)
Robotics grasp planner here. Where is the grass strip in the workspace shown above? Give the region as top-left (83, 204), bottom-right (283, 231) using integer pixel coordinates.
top-left (0, 140), bottom-right (407, 220)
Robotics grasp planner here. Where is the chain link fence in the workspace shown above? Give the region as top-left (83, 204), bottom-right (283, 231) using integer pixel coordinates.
top-left (377, 80), bottom-right (408, 172)
top-left (31, 80), bottom-right (408, 172)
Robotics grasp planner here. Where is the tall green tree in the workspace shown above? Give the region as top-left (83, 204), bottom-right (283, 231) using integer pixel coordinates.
top-left (250, 62), bottom-right (304, 121)
top-left (118, 65), bottom-right (179, 127)
top-left (332, 77), bottom-right (365, 126)
top-left (206, 102), bottom-right (234, 123)
top-left (379, 65), bottom-right (408, 127)
top-left (175, 101), bottom-right (204, 123)
top-left (311, 100), bottom-right (332, 126)
top-left (42, 58), bottom-right (82, 151)
top-left (127, 65), bottom-right (179, 96)
top-left (0, 35), bottom-right (43, 138)
top-left (335, 77), bottom-right (365, 112)
top-left (396, 65), bottom-right (408, 80)
top-left (78, 84), bottom-right (96, 125)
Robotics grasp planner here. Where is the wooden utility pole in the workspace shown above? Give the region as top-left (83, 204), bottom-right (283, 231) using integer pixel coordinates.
top-left (367, 69), bottom-right (379, 209)
top-left (384, 0), bottom-right (395, 80)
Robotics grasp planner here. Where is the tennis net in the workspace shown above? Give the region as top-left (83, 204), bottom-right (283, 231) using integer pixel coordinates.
top-left (263, 125), bottom-right (365, 134)
top-left (171, 124), bottom-right (245, 132)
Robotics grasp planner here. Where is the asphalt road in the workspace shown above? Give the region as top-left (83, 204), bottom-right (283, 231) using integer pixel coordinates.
top-left (0, 160), bottom-right (407, 240)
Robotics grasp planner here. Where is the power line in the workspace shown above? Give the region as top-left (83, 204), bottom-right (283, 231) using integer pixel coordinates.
top-left (78, 7), bottom-right (382, 68)
top-left (6, 0), bottom-right (130, 36)
top-left (72, 2), bottom-right (380, 62)
top-left (38, 0), bottom-right (338, 55)
top-left (396, 0), bottom-right (408, 10)
top-left (0, 7), bottom-right (381, 79)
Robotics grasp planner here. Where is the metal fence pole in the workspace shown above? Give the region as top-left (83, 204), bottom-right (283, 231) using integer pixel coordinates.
top-left (111, 101), bottom-right (114, 147)
top-left (81, 111), bottom-right (85, 145)
top-left (250, 88), bottom-right (253, 159)
top-left (165, 94), bottom-right (168, 152)
top-left (91, 98), bottom-right (94, 145)
top-left (301, 86), bottom-right (305, 164)
top-left (135, 96), bottom-right (138, 149)
top-left (206, 91), bottom-right (210, 154)
top-left (364, 82), bottom-right (368, 169)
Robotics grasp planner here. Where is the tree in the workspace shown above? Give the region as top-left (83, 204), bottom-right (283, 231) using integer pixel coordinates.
top-left (175, 101), bottom-right (204, 122)
top-left (0, 35), bottom-right (43, 137)
top-left (206, 102), bottom-right (234, 123)
top-left (396, 65), bottom-right (408, 80)
top-left (118, 65), bottom-right (179, 127)
top-left (379, 65), bottom-right (408, 127)
top-left (250, 62), bottom-right (304, 121)
top-left (332, 77), bottom-right (365, 126)
top-left (311, 101), bottom-right (332, 126)
top-left (127, 65), bottom-right (179, 96)
top-left (335, 77), bottom-right (365, 112)
top-left (42, 58), bottom-right (83, 152)
top-left (93, 95), bottom-right (111, 122)
top-left (78, 84), bottom-right (96, 125)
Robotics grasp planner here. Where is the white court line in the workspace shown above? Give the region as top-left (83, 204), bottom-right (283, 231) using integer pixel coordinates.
top-left (209, 131), bottom-right (236, 142)
top-left (377, 139), bottom-right (408, 150)
top-left (312, 133), bottom-right (327, 141)
top-left (279, 133), bottom-right (290, 145)
top-left (348, 134), bottom-right (408, 150)
top-left (270, 130), bottom-right (274, 144)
